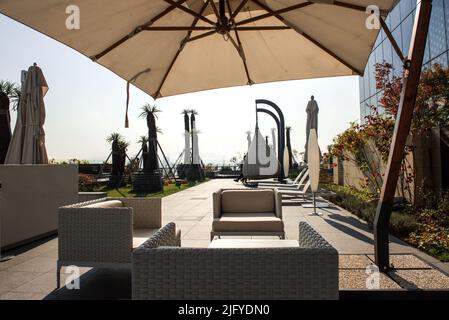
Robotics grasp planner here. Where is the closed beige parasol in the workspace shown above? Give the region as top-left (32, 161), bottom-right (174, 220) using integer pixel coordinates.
top-left (0, 0), bottom-right (395, 99)
top-left (5, 65), bottom-right (49, 164)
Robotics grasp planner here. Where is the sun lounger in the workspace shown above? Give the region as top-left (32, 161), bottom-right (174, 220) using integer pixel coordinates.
top-left (257, 167), bottom-right (308, 186)
top-left (279, 180), bottom-right (312, 197)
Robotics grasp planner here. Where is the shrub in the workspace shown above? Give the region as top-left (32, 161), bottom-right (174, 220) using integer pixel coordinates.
top-left (79, 174), bottom-right (99, 192)
top-left (323, 184), bottom-right (417, 234)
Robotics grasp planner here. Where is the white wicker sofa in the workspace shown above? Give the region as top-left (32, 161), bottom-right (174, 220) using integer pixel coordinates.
top-left (132, 222), bottom-right (338, 300)
top-left (211, 188), bottom-right (285, 240)
top-left (57, 197), bottom-right (177, 288)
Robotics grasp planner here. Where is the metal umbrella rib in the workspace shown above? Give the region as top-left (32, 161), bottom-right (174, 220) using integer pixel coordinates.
top-left (226, 0), bottom-right (253, 85)
top-left (154, 0), bottom-right (211, 98)
top-left (249, 0), bottom-right (362, 75)
top-left (92, 0), bottom-right (188, 61)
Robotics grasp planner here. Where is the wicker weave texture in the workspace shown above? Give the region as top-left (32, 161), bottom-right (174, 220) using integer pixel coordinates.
top-left (58, 207), bottom-right (133, 263)
top-left (132, 223), bottom-right (338, 300)
top-left (58, 197), bottom-right (162, 264)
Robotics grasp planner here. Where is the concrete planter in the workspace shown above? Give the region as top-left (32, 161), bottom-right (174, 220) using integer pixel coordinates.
top-left (0, 164), bottom-right (78, 249)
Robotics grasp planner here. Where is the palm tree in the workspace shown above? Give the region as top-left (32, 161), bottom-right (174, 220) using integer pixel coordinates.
top-left (117, 139), bottom-right (130, 176)
top-left (0, 81), bottom-right (21, 110)
top-left (286, 126), bottom-right (293, 169)
top-left (106, 133), bottom-right (126, 176)
top-left (137, 135), bottom-right (149, 170)
top-left (139, 104), bottom-right (161, 173)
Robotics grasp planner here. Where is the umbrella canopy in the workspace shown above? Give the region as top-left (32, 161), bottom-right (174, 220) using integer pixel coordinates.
top-left (304, 95), bottom-right (319, 163)
top-left (307, 128), bottom-right (320, 192)
top-left (0, 0), bottom-right (394, 99)
top-left (5, 65), bottom-right (49, 164)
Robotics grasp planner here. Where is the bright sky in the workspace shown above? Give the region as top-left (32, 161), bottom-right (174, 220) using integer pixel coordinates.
top-left (0, 14), bottom-right (361, 164)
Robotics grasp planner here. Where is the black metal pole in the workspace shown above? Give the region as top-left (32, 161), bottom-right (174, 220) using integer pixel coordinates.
top-left (256, 99), bottom-right (286, 181)
top-left (257, 108), bottom-right (281, 178)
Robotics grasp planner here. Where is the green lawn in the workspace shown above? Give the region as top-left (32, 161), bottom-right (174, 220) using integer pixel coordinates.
top-left (97, 182), bottom-right (198, 198)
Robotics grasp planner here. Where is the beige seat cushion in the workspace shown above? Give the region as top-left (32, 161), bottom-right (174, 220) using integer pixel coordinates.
top-left (212, 212), bottom-right (284, 232)
top-left (221, 190), bottom-right (275, 213)
top-left (133, 228), bottom-right (159, 248)
top-left (209, 239), bottom-right (298, 248)
top-left (83, 200), bottom-right (123, 209)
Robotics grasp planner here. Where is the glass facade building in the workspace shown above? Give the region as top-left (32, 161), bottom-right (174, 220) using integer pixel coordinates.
top-left (359, 0), bottom-right (448, 122)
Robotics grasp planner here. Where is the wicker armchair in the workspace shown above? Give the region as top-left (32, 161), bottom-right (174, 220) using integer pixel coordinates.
top-left (132, 222), bottom-right (338, 300)
top-left (211, 188), bottom-right (285, 240)
top-left (57, 197), bottom-right (172, 288)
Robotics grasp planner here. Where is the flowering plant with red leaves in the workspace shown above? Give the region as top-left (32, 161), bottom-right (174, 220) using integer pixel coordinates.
top-left (376, 62), bottom-right (449, 134)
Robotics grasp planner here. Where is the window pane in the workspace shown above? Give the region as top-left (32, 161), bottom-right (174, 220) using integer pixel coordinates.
top-left (382, 39), bottom-right (393, 65)
top-left (428, 0), bottom-right (447, 60)
top-left (390, 4), bottom-right (401, 29)
top-left (423, 37), bottom-right (431, 64)
top-left (401, 13), bottom-right (414, 54)
top-left (399, 0), bottom-right (413, 18)
top-left (368, 54), bottom-right (376, 97)
top-left (375, 43), bottom-right (384, 64)
top-left (377, 92), bottom-right (385, 116)
top-left (431, 52), bottom-right (448, 68)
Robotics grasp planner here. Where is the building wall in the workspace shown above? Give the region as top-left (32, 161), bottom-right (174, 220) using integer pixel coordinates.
top-left (359, 0), bottom-right (449, 122)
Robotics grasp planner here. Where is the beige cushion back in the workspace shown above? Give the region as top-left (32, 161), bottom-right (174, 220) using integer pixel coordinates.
top-left (83, 200), bottom-right (123, 209)
top-left (221, 190), bottom-right (275, 213)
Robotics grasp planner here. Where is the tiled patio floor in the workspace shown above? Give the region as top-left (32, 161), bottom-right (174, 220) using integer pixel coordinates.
top-left (0, 179), bottom-right (448, 299)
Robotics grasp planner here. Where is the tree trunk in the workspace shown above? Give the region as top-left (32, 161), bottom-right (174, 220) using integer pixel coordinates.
top-left (145, 113), bottom-right (159, 173)
top-left (142, 142), bottom-right (148, 170)
top-left (111, 140), bottom-right (120, 175)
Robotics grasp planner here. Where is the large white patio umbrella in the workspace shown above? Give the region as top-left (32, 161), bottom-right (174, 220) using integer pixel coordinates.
top-left (5, 64), bottom-right (49, 164)
top-left (0, 0), bottom-right (395, 99)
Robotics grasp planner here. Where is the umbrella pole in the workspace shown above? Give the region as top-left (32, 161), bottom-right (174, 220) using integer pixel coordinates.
top-left (374, 0), bottom-right (432, 271)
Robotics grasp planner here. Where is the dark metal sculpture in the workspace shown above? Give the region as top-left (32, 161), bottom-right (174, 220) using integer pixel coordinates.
top-left (256, 99), bottom-right (286, 181)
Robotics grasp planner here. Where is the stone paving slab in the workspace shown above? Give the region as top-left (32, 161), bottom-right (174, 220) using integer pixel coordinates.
top-left (0, 179), bottom-right (448, 299)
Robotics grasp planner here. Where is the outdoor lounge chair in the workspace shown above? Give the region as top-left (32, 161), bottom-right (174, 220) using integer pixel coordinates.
top-left (256, 166), bottom-right (308, 186)
top-left (259, 168), bottom-right (310, 190)
top-left (211, 188), bottom-right (285, 240)
top-left (279, 180), bottom-right (312, 198)
top-left (132, 222), bottom-right (339, 300)
top-left (56, 197), bottom-right (179, 288)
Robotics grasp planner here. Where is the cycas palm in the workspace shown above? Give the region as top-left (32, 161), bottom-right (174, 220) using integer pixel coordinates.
top-left (106, 133), bottom-right (126, 176)
top-left (138, 135), bottom-right (149, 169)
top-left (139, 104), bottom-right (161, 173)
top-left (106, 132), bottom-right (123, 144)
top-left (0, 81), bottom-right (21, 110)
